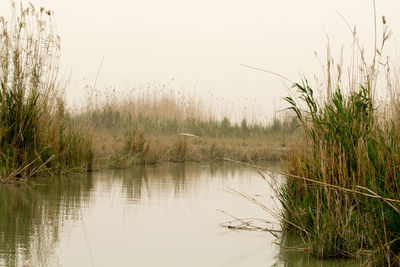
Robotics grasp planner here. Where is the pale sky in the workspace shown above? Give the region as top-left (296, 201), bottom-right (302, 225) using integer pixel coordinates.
top-left (1, 0), bottom-right (400, 122)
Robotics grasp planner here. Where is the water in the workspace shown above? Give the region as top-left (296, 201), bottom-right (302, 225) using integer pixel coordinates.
top-left (0, 162), bottom-right (359, 266)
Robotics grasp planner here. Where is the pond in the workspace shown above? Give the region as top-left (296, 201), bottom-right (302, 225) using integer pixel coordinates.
top-left (0, 161), bottom-right (359, 266)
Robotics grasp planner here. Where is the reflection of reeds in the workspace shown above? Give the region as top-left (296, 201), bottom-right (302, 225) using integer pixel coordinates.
top-left (1, 160), bottom-right (268, 265)
top-left (0, 3), bottom-right (92, 180)
top-left (0, 172), bottom-right (94, 266)
top-left (281, 14), bottom-right (400, 265)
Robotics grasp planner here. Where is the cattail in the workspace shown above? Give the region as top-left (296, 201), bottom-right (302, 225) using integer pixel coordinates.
top-left (382, 15), bottom-right (386, 25)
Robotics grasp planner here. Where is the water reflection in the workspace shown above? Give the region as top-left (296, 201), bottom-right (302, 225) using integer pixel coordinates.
top-left (0, 173), bottom-right (94, 266)
top-left (0, 161), bottom-right (360, 266)
top-left (275, 234), bottom-right (361, 267)
top-left (114, 163), bottom-right (188, 201)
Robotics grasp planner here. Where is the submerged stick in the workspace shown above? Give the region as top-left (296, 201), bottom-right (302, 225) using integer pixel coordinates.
top-left (217, 209), bottom-right (282, 236)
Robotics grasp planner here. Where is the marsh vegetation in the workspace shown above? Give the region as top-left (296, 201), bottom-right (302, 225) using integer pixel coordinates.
top-left (4, 2), bottom-right (400, 266)
top-left (280, 13), bottom-right (400, 265)
top-left (0, 4), bottom-right (92, 180)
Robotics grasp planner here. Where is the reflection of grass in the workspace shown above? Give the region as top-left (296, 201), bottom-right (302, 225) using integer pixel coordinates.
top-left (0, 173), bottom-right (94, 266)
top-left (280, 14), bottom-right (400, 265)
top-left (277, 233), bottom-right (361, 267)
top-left (0, 160), bottom-right (271, 266)
top-left (112, 161), bottom-right (259, 200)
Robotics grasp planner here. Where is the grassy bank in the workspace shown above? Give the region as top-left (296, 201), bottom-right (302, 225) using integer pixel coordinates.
top-left (280, 15), bottom-right (400, 265)
top-left (79, 93), bottom-right (294, 168)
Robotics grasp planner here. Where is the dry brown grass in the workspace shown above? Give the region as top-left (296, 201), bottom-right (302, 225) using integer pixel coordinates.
top-left (91, 129), bottom-right (286, 169)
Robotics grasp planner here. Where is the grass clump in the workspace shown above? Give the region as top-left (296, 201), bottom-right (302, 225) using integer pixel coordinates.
top-left (119, 126), bottom-right (151, 165)
top-left (281, 14), bottom-right (400, 265)
top-left (0, 3), bottom-right (92, 180)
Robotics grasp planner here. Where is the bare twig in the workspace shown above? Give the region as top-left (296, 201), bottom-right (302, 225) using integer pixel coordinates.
top-left (240, 64), bottom-right (293, 84)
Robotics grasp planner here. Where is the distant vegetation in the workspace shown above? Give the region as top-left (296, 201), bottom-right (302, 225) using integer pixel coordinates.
top-left (281, 15), bottom-right (400, 265)
top-left (80, 87), bottom-right (297, 139)
top-left (77, 90), bottom-right (296, 167)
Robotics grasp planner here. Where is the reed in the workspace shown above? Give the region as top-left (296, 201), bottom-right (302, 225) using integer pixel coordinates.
top-left (281, 13), bottom-right (400, 265)
top-left (80, 85), bottom-right (297, 139)
top-left (0, 3), bottom-right (92, 180)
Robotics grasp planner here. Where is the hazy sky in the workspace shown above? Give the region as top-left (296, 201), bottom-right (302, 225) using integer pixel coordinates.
top-left (1, 0), bottom-right (400, 121)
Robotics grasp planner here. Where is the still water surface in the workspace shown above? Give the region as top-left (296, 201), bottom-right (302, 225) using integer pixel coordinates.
top-left (0, 162), bottom-right (359, 266)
